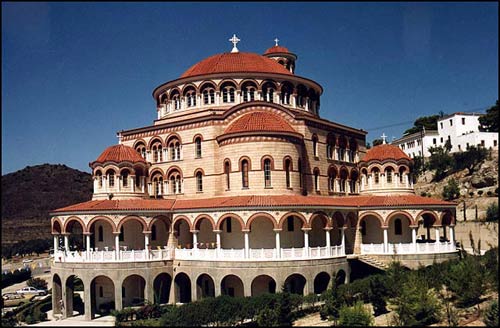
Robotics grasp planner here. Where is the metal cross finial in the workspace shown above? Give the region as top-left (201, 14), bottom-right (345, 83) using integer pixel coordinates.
top-left (381, 133), bottom-right (388, 144)
top-left (274, 38), bottom-right (279, 46)
top-left (229, 34), bottom-right (241, 53)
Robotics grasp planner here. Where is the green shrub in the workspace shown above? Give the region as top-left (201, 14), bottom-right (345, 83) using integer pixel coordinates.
top-left (484, 301), bottom-right (498, 327)
top-left (420, 192), bottom-right (427, 197)
top-left (442, 179), bottom-right (460, 200)
top-left (485, 203), bottom-right (498, 222)
top-left (1, 268), bottom-right (31, 288)
top-left (446, 256), bottom-right (484, 307)
top-left (27, 277), bottom-right (48, 290)
top-left (339, 301), bottom-right (374, 326)
top-left (256, 307), bottom-right (280, 326)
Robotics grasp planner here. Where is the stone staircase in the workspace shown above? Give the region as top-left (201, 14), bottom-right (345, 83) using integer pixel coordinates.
top-left (357, 255), bottom-right (390, 271)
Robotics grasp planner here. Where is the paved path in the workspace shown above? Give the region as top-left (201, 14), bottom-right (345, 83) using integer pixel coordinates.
top-left (29, 311), bottom-right (115, 326)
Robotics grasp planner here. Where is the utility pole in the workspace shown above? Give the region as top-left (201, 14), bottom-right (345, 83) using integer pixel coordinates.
top-left (421, 126), bottom-right (426, 172)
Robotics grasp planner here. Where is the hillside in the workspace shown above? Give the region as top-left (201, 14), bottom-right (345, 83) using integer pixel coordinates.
top-left (414, 150), bottom-right (498, 221)
top-left (1, 164), bottom-right (93, 246)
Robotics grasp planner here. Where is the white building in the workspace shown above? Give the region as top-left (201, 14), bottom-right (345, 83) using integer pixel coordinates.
top-left (393, 112), bottom-right (498, 157)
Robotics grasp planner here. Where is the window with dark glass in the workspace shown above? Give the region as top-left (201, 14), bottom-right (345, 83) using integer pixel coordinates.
top-left (395, 219), bottom-right (402, 235)
top-left (241, 160), bottom-right (249, 188)
top-left (225, 161), bottom-right (230, 190)
top-left (264, 159), bottom-right (271, 187)
top-left (226, 218), bottom-right (232, 233)
top-left (285, 159), bottom-right (291, 188)
top-left (287, 216), bottom-right (294, 232)
top-left (196, 172), bottom-right (203, 192)
top-left (195, 138), bottom-right (202, 158)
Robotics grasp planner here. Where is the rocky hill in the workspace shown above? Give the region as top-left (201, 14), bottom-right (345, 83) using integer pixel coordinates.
top-left (1, 164), bottom-right (93, 246)
top-left (415, 150), bottom-right (498, 221)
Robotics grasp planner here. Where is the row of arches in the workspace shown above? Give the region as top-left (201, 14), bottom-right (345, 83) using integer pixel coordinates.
top-left (313, 133), bottom-right (359, 163)
top-left (53, 269), bottom-right (346, 320)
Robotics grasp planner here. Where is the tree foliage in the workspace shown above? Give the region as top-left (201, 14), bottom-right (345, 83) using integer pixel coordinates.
top-left (484, 301), bottom-right (498, 327)
top-left (478, 100), bottom-right (499, 132)
top-left (427, 146), bottom-right (453, 181)
top-left (442, 179), bottom-right (460, 200)
top-left (404, 114), bottom-right (442, 135)
top-left (372, 139), bottom-right (383, 147)
top-left (339, 301), bottom-right (374, 326)
top-left (27, 278), bottom-right (48, 290)
top-left (452, 145), bottom-right (488, 175)
top-left (445, 255), bottom-right (484, 307)
top-left (485, 203), bottom-right (498, 222)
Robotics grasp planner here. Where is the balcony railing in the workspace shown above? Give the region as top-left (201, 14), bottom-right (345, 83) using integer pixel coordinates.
top-left (360, 241), bottom-right (456, 255)
top-left (54, 245), bottom-right (345, 263)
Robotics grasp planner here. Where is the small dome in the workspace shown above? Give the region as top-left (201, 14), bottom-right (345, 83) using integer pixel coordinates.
top-left (361, 144), bottom-right (411, 162)
top-left (224, 111), bottom-right (297, 135)
top-left (180, 52), bottom-right (292, 79)
top-left (92, 144), bottom-right (146, 165)
top-left (264, 45), bottom-right (291, 55)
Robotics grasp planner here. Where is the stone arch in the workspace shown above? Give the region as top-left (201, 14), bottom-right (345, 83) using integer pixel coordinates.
top-left (165, 132), bottom-right (183, 145)
top-left (64, 275), bottom-right (84, 318)
top-left (216, 213), bottom-right (245, 231)
top-left (359, 211), bottom-right (385, 227)
top-left (278, 212), bottom-right (308, 229)
top-left (181, 83), bottom-right (197, 96)
top-left (221, 274), bottom-right (244, 298)
top-left (86, 216), bottom-right (116, 233)
top-left (260, 155), bottom-right (275, 170)
top-left (149, 168), bottom-right (166, 180)
top-left (310, 211), bottom-right (331, 228)
top-left (332, 211), bottom-right (345, 228)
top-left (440, 210), bottom-right (455, 226)
top-left (173, 215), bottom-right (193, 231)
top-left (314, 272), bottom-right (330, 294)
top-left (238, 156), bottom-right (252, 171)
top-left (147, 136), bottom-right (165, 149)
top-left (173, 216), bottom-right (193, 248)
top-left (193, 214), bottom-right (216, 231)
top-left (52, 274), bottom-right (63, 316)
top-left (217, 79), bottom-right (239, 92)
top-left (147, 215), bottom-right (171, 232)
top-left (174, 272), bottom-right (191, 303)
top-left (284, 273), bottom-right (306, 295)
top-left (196, 273), bottom-right (215, 300)
top-left (153, 272), bottom-right (172, 304)
top-left (133, 139), bottom-right (148, 149)
top-left (116, 215), bottom-right (148, 233)
top-left (359, 213), bottom-right (384, 244)
top-left (251, 275), bottom-right (276, 297)
top-left (90, 275), bottom-right (115, 318)
top-left (166, 165), bottom-right (183, 179)
top-left (335, 270), bottom-right (346, 286)
top-left (122, 274), bottom-right (146, 307)
top-left (386, 211), bottom-right (415, 227)
top-left (52, 218), bottom-right (63, 234)
top-left (246, 212), bottom-right (278, 230)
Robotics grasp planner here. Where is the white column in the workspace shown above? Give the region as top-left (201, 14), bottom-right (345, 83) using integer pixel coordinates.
top-left (115, 234), bottom-right (120, 259)
top-left (435, 227), bottom-right (440, 242)
top-left (192, 231), bottom-right (198, 250)
top-left (405, 174), bottom-right (409, 188)
top-left (449, 226), bottom-right (455, 245)
top-left (131, 176), bottom-right (135, 192)
top-left (395, 174), bottom-right (399, 187)
top-left (53, 236), bottom-right (58, 253)
top-left (64, 235), bottom-right (69, 251)
top-left (244, 231), bottom-right (249, 259)
top-left (303, 229), bottom-right (310, 257)
top-left (117, 176), bottom-right (121, 191)
top-left (93, 178), bottom-right (98, 191)
top-left (215, 230), bottom-right (221, 258)
top-left (215, 91), bottom-right (220, 105)
top-left (325, 228), bottom-right (331, 256)
top-left (148, 183), bottom-right (152, 195)
top-left (274, 230), bottom-right (281, 259)
top-left (141, 177), bottom-right (145, 193)
top-left (340, 227), bottom-right (346, 254)
top-left (383, 228), bottom-right (388, 254)
top-left (411, 227), bottom-right (417, 252)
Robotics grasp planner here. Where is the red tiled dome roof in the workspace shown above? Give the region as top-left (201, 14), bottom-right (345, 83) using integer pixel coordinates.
top-left (180, 52), bottom-right (292, 79)
top-left (93, 144), bottom-right (146, 165)
top-left (264, 45), bottom-right (291, 55)
top-left (224, 111), bottom-right (297, 135)
top-left (362, 144), bottom-right (411, 162)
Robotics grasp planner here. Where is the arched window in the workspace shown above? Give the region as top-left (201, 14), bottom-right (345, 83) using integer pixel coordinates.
top-left (171, 91), bottom-right (181, 110)
top-left (337, 136), bottom-right (347, 161)
top-left (152, 173), bottom-right (163, 197)
top-left (339, 169), bottom-right (348, 192)
top-left (98, 226), bottom-right (104, 242)
top-left (224, 161), bottom-right (231, 190)
top-left (242, 82), bottom-right (257, 102)
top-left (326, 134), bottom-right (336, 159)
top-left (122, 170), bottom-right (129, 187)
top-left (108, 171), bottom-right (115, 187)
top-left (312, 135), bottom-right (319, 157)
top-left (134, 142), bottom-right (147, 159)
top-left (386, 168), bottom-right (393, 184)
top-left (314, 168), bottom-right (320, 191)
top-left (168, 137), bottom-right (181, 161)
top-left (203, 88), bottom-right (215, 104)
top-left (168, 170), bottom-right (182, 194)
top-left (262, 82), bottom-right (276, 103)
top-left (185, 89), bottom-right (196, 107)
top-left (395, 218), bottom-right (402, 235)
top-left (263, 158), bottom-right (272, 188)
top-left (373, 168), bottom-right (380, 184)
top-left (328, 167), bottom-right (337, 192)
top-left (281, 83), bottom-right (293, 105)
top-left (221, 83), bottom-right (236, 103)
top-left (194, 137), bottom-right (202, 158)
top-left (241, 159), bottom-right (249, 188)
top-left (151, 140), bottom-right (163, 162)
top-left (196, 171), bottom-right (203, 192)
top-left (285, 158), bottom-right (292, 188)
top-left (349, 170), bottom-right (358, 193)
top-left (296, 85), bottom-right (307, 108)
top-left (96, 171), bottom-right (103, 188)
top-left (399, 167), bottom-right (406, 183)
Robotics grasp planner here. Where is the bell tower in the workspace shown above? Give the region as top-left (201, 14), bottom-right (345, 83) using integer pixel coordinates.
top-left (263, 38), bottom-right (297, 74)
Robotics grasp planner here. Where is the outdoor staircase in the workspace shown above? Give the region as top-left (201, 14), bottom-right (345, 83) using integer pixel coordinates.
top-left (357, 255), bottom-right (390, 271)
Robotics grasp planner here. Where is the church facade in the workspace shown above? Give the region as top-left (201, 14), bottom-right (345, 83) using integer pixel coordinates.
top-left (50, 37), bottom-right (458, 320)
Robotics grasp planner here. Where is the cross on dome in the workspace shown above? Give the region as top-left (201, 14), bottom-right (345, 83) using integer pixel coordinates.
top-left (229, 34), bottom-right (241, 53)
top-left (274, 37), bottom-right (279, 46)
top-left (381, 133), bottom-right (388, 144)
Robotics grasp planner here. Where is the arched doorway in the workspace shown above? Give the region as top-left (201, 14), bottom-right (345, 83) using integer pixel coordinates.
top-left (196, 274), bottom-right (215, 300)
top-left (284, 274), bottom-right (306, 295)
top-left (194, 217), bottom-right (215, 249)
top-left (335, 270), bottom-right (346, 286)
top-left (219, 216), bottom-right (244, 249)
top-left (280, 215), bottom-right (305, 248)
top-left (122, 275), bottom-right (145, 307)
top-left (65, 275), bottom-right (84, 318)
top-left (249, 216), bottom-right (275, 249)
top-left (52, 274), bottom-right (63, 317)
top-left (65, 219), bottom-right (85, 251)
top-left (313, 272), bottom-right (330, 294)
top-left (221, 275), bottom-right (244, 298)
top-left (153, 273), bottom-right (171, 304)
top-left (309, 214), bottom-right (327, 247)
top-left (174, 219), bottom-right (192, 249)
top-left (150, 217), bottom-right (170, 249)
top-left (90, 276), bottom-right (115, 319)
top-left (251, 275), bottom-right (276, 297)
top-left (174, 273), bottom-right (191, 303)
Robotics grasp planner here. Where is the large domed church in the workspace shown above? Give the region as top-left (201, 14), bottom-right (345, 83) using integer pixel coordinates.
top-left (50, 36), bottom-right (458, 320)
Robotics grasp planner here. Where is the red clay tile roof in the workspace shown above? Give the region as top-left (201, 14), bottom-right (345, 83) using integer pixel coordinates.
top-left (92, 144), bottom-right (146, 165)
top-left (180, 52), bottom-right (292, 79)
top-left (52, 195), bottom-right (454, 213)
top-left (361, 144), bottom-right (411, 162)
top-left (223, 111), bottom-right (297, 135)
top-left (264, 45), bottom-right (291, 55)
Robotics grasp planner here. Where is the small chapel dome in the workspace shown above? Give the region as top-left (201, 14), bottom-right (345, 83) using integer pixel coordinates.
top-left (91, 144), bottom-right (146, 166)
top-left (264, 45), bottom-right (291, 55)
top-left (361, 144), bottom-right (411, 163)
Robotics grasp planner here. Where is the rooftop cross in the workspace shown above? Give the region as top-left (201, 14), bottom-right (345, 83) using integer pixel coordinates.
top-left (381, 133), bottom-right (388, 144)
top-left (274, 37), bottom-right (279, 46)
top-left (229, 34), bottom-right (240, 53)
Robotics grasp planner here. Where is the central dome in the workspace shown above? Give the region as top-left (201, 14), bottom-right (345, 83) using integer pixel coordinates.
top-left (180, 52), bottom-right (293, 79)
top-left (224, 111), bottom-right (297, 135)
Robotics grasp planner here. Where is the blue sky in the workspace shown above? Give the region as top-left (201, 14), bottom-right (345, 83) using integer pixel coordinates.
top-left (2, 2), bottom-right (498, 175)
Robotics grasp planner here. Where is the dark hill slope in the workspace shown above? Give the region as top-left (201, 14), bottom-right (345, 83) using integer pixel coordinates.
top-left (1, 164), bottom-right (92, 246)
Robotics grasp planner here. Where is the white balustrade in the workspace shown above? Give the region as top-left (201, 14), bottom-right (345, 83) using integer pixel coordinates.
top-left (361, 241), bottom-right (456, 255)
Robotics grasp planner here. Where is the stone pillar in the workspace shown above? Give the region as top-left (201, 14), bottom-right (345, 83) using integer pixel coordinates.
top-left (303, 228), bottom-right (310, 257)
top-left (144, 232), bottom-right (150, 259)
top-left (214, 280), bottom-right (221, 297)
top-left (354, 226), bottom-right (363, 254)
top-left (114, 281), bottom-right (123, 311)
top-left (411, 226), bottom-right (417, 252)
top-left (84, 281), bottom-right (92, 320)
top-left (244, 231), bottom-right (250, 259)
top-left (64, 234), bottom-right (69, 251)
top-left (435, 227), bottom-right (440, 242)
top-left (325, 227), bottom-right (331, 256)
top-left (449, 225), bottom-right (455, 245)
top-left (215, 230), bottom-right (222, 258)
top-left (53, 235), bottom-right (58, 253)
top-left (86, 234), bottom-right (91, 259)
top-left (341, 227), bottom-right (346, 255)
top-left (115, 233), bottom-right (120, 260)
top-left (274, 229), bottom-right (281, 258)
top-left (145, 280), bottom-right (153, 304)
top-left (192, 230), bottom-right (198, 249)
top-left (383, 227), bottom-right (388, 254)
